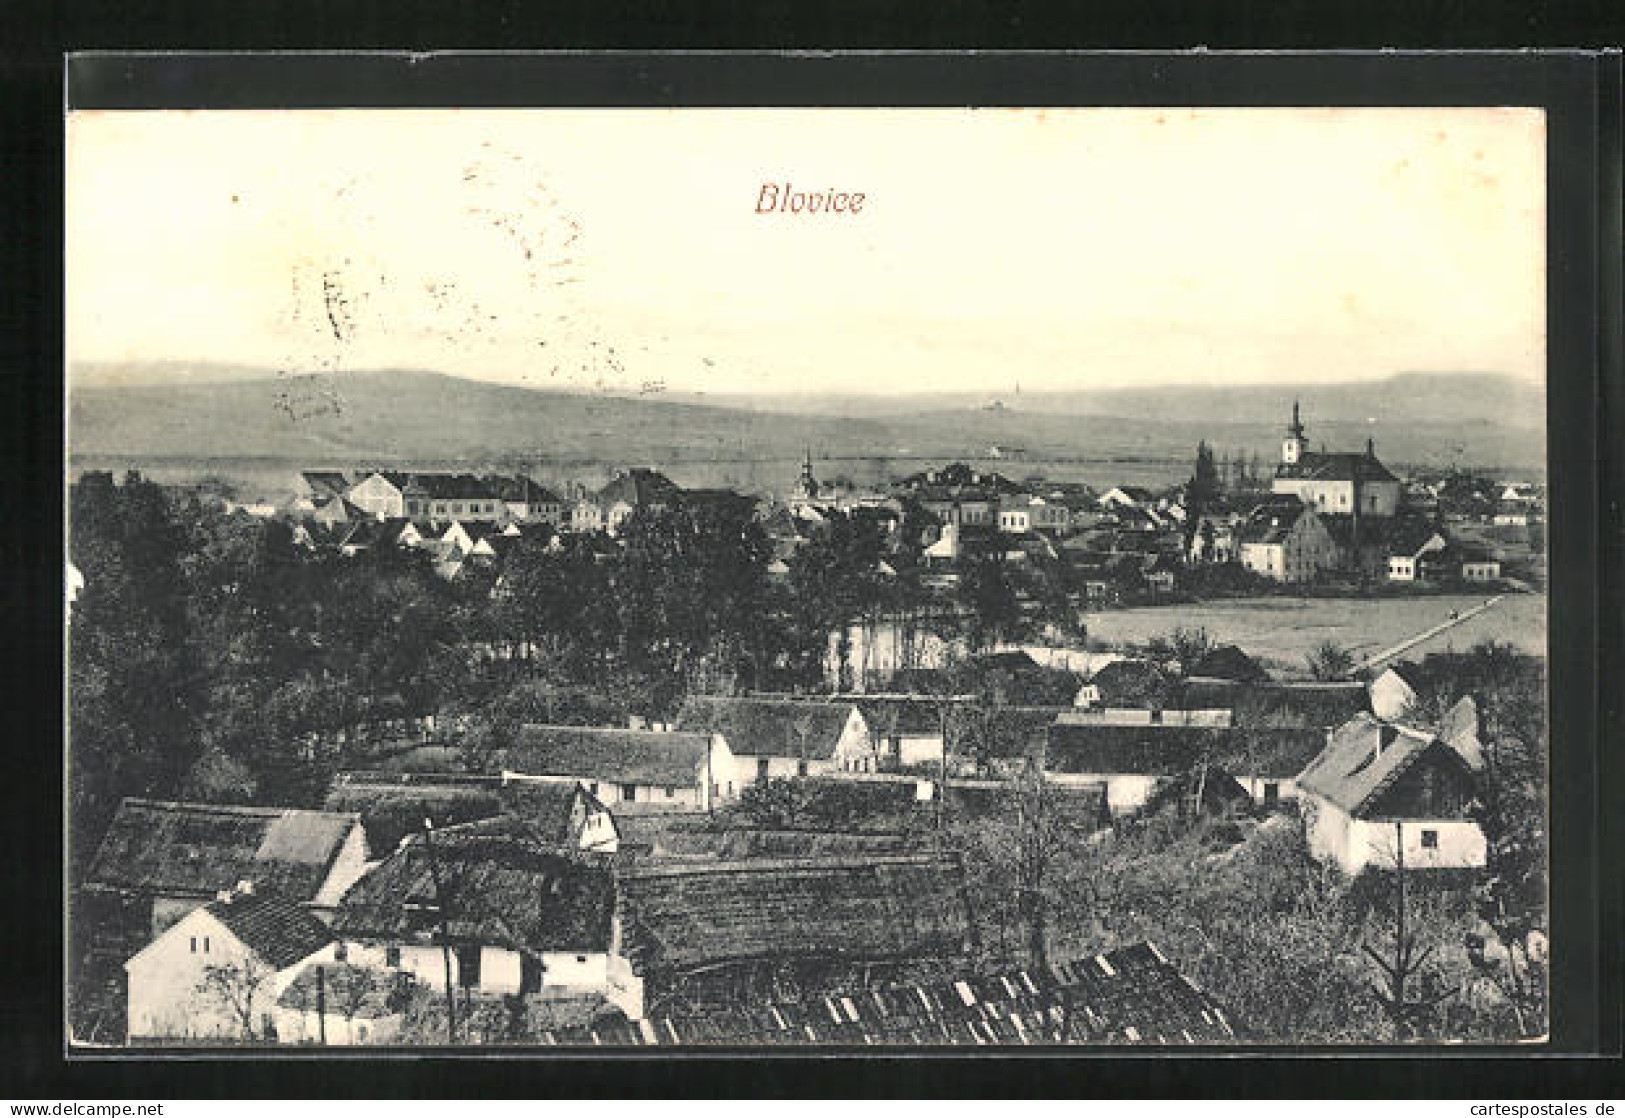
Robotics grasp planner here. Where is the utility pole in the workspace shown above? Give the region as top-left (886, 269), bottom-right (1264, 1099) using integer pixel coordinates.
top-left (316, 964), bottom-right (327, 1046)
top-left (421, 817), bottom-right (459, 1045)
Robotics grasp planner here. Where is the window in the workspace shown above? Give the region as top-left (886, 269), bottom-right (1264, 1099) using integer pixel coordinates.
top-left (333, 943), bottom-right (348, 962)
top-left (1421, 829), bottom-right (1439, 849)
top-left (385, 946), bottom-right (401, 968)
top-left (576, 955), bottom-right (588, 964)
top-left (621, 784), bottom-right (635, 802)
top-left (189, 937), bottom-right (197, 954)
top-left (757, 758), bottom-right (770, 783)
top-left (202, 937), bottom-right (210, 954)
top-left (357, 1025), bottom-right (368, 1043)
top-left (797, 759), bottom-right (809, 777)
top-left (664, 786), bottom-right (675, 799)
top-left (1263, 783), bottom-right (1280, 808)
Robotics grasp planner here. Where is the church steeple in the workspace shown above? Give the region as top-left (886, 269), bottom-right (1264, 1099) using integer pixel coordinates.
top-left (1282, 400), bottom-right (1307, 465)
top-left (794, 448), bottom-right (819, 500)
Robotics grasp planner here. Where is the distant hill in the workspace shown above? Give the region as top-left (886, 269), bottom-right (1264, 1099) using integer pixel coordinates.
top-left (68, 367), bottom-right (1544, 479)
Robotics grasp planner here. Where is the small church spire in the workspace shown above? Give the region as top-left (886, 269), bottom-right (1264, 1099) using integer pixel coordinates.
top-left (1289, 399), bottom-right (1305, 439)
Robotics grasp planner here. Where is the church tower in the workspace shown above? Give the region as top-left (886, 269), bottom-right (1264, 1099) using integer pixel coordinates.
top-left (794, 448), bottom-right (819, 501)
top-left (1282, 400), bottom-right (1307, 465)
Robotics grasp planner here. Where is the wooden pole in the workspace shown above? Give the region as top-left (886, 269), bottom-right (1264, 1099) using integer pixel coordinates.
top-left (421, 817), bottom-right (459, 1045)
top-left (316, 964), bottom-right (327, 1046)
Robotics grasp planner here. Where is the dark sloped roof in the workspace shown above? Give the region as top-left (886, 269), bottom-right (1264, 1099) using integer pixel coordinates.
top-left (405, 473), bottom-right (501, 500)
top-left (205, 890), bottom-right (336, 970)
top-left (1173, 679), bottom-right (1371, 729)
top-left (597, 468), bottom-right (681, 508)
top-left (332, 825), bottom-right (613, 952)
top-left (675, 697), bottom-right (860, 760)
top-left (1275, 449), bottom-right (1398, 484)
top-left (614, 853), bottom-right (971, 973)
top-left (324, 774), bottom-right (591, 853)
top-left (1236, 497), bottom-right (1309, 545)
top-left (89, 799), bottom-right (361, 902)
top-left (540, 943), bottom-right (1235, 1045)
top-left (1086, 661), bottom-right (1172, 705)
top-left (1296, 714), bottom-right (1463, 816)
top-left (301, 470), bottom-right (351, 499)
top-left (1190, 645), bottom-right (1270, 683)
top-left (504, 726), bottom-right (710, 787)
top-left (643, 828), bottom-right (921, 861)
top-left (1045, 722), bottom-right (1324, 780)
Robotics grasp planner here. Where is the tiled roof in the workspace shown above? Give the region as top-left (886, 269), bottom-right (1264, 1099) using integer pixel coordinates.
top-left (88, 798), bottom-right (361, 902)
top-left (1236, 497), bottom-right (1310, 546)
top-left (539, 943), bottom-right (1236, 1045)
top-left (614, 853), bottom-right (971, 973)
top-left (504, 725), bottom-right (710, 788)
top-left (404, 473), bottom-right (501, 500)
top-left (1086, 661), bottom-right (1172, 706)
top-left (675, 697), bottom-right (861, 760)
top-left (1295, 714), bottom-right (1460, 816)
top-left (332, 823), bottom-right (614, 951)
top-left (205, 889), bottom-right (336, 970)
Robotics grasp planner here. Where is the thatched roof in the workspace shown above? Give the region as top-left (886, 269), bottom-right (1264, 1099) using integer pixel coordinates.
top-left (332, 821), bottom-right (613, 952)
top-left (675, 697), bottom-right (861, 760)
top-left (504, 725), bottom-right (710, 788)
top-left (614, 853), bottom-right (971, 974)
top-left (539, 942), bottom-right (1235, 1045)
top-left (1173, 679), bottom-right (1371, 729)
top-left (324, 774), bottom-right (594, 854)
top-left (203, 889), bottom-right (336, 971)
top-left (1045, 723), bottom-right (1325, 781)
top-left (89, 798), bottom-right (362, 902)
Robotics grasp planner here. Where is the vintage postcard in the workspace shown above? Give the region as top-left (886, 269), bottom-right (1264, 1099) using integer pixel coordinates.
top-left (66, 105), bottom-right (1549, 1048)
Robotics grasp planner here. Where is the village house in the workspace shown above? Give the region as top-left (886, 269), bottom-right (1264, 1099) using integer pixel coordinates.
top-left (345, 471), bottom-right (412, 520)
top-left (331, 816), bottom-right (616, 998)
top-left (501, 725), bottom-right (723, 811)
top-left (496, 475), bottom-right (566, 525)
top-left (1385, 520), bottom-right (1449, 581)
top-left (592, 468), bottom-right (684, 535)
top-left (324, 772), bottom-right (620, 856)
top-left (1296, 714), bottom-right (1487, 875)
top-left (675, 696), bottom-right (880, 787)
top-left (86, 798), bottom-right (370, 944)
top-left (1077, 659), bottom-right (1173, 710)
top-left (1189, 645), bottom-right (1270, 684)
top-left (399, 473), bottom-right (506, 522)
top-left (605, 852), bottom-right (973, 1020)
top-left (125, 884), bottom-right (340, 1043)
top-left (1043, 721), bottom-right (1319, 815)
top-left (1173, 677), bottom-right (1373, 730)
top-left (1457, 545), bottom-right (1503, 583)
top-left (299, 470), bottom-right (352, 504)
top-left (543, 941), bottom-right (1236, 1045)
top-left (853, 696), bottom-right (974, 768)
top-left (1236, 495), bottom-right (1340, 583)
top-left (1099, 486), bottom-right (1156, 513)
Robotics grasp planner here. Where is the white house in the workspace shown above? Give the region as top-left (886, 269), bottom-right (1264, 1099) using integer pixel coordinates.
top-left (502, 724), bottom-right (725, 811)
top-left (1386, 528), bottom-right (1448, 581)
top-left (346, 472), bottom-right (410, 520)
top-left (330, 818), bottom-right (614, 1000)
top-left (1236, 497), bottom-right (1341, 584)
top-left (675, 696), bottom-right (879, 792)
top-left (87, 799), bottom-right (371, 941)
top-left (125, 885), bottom-right (339, 1043)
top-left (1296, 714), bottom-right (1487, 875)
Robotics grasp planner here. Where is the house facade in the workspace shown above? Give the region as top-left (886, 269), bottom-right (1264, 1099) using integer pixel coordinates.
top-left (1297, 714), bottom-right (1486, 875)
top-left (502, 725), bottom-right (725, 810)
top-left (674, 697), bottom-right (880, 791)
top-left (125, 887), bottom-right (339, 1042)
top-left (346, 472), bottom-right (409, 520)
top-left (1237, 497), bottom-right (1340, 583)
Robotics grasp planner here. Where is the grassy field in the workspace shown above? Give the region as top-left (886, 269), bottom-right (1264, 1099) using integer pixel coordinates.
top-left (1083, 591), bottom-right (1547, 675)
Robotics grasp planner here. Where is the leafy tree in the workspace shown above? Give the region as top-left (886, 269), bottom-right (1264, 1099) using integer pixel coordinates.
top-left (956, 547), bottom-right (1020, 653)
top-left (1306, 640), bottom-right (1357, 681)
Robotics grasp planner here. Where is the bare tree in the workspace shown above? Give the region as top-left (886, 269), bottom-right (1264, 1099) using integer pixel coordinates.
top-left (197, 955), bottom-right (277, 1042)
top-left (1361, 823), bottom-right (1455, 1040)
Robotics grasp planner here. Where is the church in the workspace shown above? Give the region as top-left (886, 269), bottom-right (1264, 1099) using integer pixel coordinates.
top-left (1270, 402), bottom-right (1401, 518)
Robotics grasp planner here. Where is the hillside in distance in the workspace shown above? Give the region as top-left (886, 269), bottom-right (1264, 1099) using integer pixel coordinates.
top-left (68, 367), bottom-right (1545, 477)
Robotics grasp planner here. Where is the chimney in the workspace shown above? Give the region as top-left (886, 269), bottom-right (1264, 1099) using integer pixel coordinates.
top-left (1367, 437), bottom-right (1376, 458)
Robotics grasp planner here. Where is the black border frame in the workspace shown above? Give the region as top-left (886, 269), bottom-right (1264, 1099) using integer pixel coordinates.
top-left (8, 49), bottom-right (1620, 1098)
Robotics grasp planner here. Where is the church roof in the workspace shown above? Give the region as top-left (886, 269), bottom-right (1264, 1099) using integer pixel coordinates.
top-left (1275, 451), bottom-right (1397, 484)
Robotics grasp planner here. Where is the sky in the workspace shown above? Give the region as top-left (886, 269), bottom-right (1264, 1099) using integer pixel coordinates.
top-left (66, 108), bottom-right (1546, 398)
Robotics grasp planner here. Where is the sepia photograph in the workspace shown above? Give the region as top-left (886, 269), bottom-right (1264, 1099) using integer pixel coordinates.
top-left (65, 103), bottom-right (1550, 1049)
